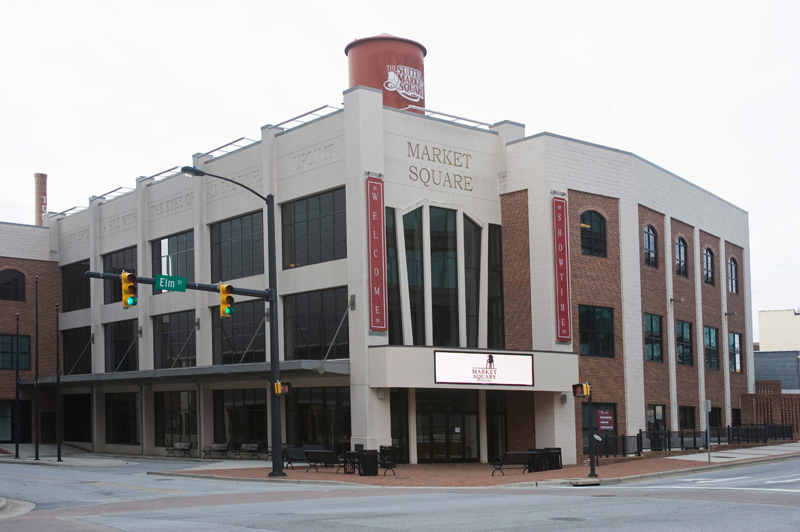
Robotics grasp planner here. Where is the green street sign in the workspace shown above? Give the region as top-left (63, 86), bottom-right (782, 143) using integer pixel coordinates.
top-left (155, 274), bottom-right (187, 293)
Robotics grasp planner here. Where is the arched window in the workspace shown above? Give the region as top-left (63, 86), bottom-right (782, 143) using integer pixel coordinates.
top-left (728, 258), bottom-right (739, 293)
top-left (703, 248), bottom-right (714, 285)
top-left (643, 226), bottom-right (657, 267)
top-left (675, 238), bottom-right (688, 278)
top-left (0, 269), bottom-right (25, 301)
top-left (580, 211), bottom-right (606, 257)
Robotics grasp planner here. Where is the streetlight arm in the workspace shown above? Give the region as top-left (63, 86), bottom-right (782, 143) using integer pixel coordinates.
top-left (181, 166), bottom-right (268, 203)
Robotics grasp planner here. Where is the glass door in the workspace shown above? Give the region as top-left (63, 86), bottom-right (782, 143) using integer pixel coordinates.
top-left (416, 389), bottom-right (479, 463)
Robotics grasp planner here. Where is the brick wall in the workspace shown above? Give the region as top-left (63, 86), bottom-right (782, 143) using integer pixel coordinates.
top-left (500, 190), bottom-right (532, 350)
top-left (506, 391), bottom-right (536, 451)
top-left (671, 218), bottom-right (699, 428)
top-left (725, 242), bottom-right (747, 409)
top-left (699, 231), bottom-right (725, 411)
top-left (568, 190), bottom-right (625, 460)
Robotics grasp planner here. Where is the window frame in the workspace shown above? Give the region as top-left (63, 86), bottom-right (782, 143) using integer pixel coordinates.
top-left (0, 269), bottom-right (25, 301)
top-left (152, 230), bottom-right (194, 295)
top-left (580, 211), bottom-right (607, 258)
top-left (704, 326), bottom-right (719, 369)
top-left (643, 226), bottom-right (657, 268)
top-left (675, 237), bottom-right (688, 278)
top-left (281, 188), bottom-right (346, 270)
top-left (676, 320), bottom-right (693, 366)
top-left (703, 248), bottom-right (714, 285)
top-left (0, 334), bottom-right (31, 370)
top-left (578, 305), bottom-right (614, 357)
top-left (210, 211), bottom-right (264, 283)
top-left (643, 313), bottom-right (663, 362)
top-left (729, 332), bottom-right (742, 373)
top-left (728, 258), bottom-right (739, 294)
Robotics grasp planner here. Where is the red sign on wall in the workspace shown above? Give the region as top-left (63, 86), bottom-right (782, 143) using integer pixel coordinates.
top-left (553, 197), bottom-right (572, 342)
top-left (596, 409), bottom-right (615, 432)
top-left (366, 177), bottom-right (387, 332)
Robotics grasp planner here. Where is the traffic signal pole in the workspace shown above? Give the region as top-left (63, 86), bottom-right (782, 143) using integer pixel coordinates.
top-left (85, 271), bottom-right (272, 300)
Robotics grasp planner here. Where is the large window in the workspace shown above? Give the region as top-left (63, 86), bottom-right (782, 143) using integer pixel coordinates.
top-left (704, 326), bottom-right (719, 369)
top-left (154, 391), bottom-right (197, 447)
top-left (643, 226), bottom-right (657, 268)
top-left (675, 238), bottom-right (688, 278)
top-left (213, 389), bottom-right (267, 445)
top-left (0, 269), bottom-right (25, 301)
top-left (464, 217), bottom-right (481, 348)
top-left (152, 231), bottom-right (194, 294)
top-left (729, 332), bottom-right (742, 373)
top-left (703, 248), bottom-right (714, 285)
top-left (61, 260), bottom-right (90, 311)
top-left (105, 392), bottom-right (139, 445)
top-left (153, 310), bottom-right (196, 369)
top-left (285, 387), bottom-right (351, 452)
top-left (430, 207), bottom-right (458, 346)
top-left (580, 211), bottom-right (606, 257)
top-left (104, 319), bottom-right (138, 372)
top-left (212, 300), bottom-right (266, 365)
top-left (283, 287), bottom-right (349, 360)
top-left (679, 406), bottom-right (695, 430)
top-left (728, 258), bottom-right (739, 293)
top-left (404, 208), bottom-right (425, 346)
top-left (579, 305), bottom-right (614, 357)
top-left (643, 313), bottom-right (663, 362)
top-left (62, 327), bottom-right (91, 375)
top-left (676, 320), bottom-right (693, 366)
top-left (386, 207), bottom-right (403, 345)
top-left (487, 224), bottom-right (505, 350)
top-left (0, 334), bottom-right (30, 370)
top-left (211, 211), bottom-right (264, 283)
top-left (103, 247), bottom-right (137, 304)
top-left (282, 188), bottom-right (346, 269)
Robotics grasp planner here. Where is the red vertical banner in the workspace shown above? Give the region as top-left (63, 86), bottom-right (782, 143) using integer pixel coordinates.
top-left (553, 197), bottom-right (572, 342)
top-left (366, 177), bottom-right (387, 332)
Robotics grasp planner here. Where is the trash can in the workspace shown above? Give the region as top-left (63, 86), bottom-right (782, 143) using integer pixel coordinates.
top-left (359, 449), bottom-right (379, 476)
top-left (544, 447), bottom-right (562, 470)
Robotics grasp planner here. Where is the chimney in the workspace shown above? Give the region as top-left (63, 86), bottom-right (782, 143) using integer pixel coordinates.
top-left (34, 173), bottom-right (47, 226)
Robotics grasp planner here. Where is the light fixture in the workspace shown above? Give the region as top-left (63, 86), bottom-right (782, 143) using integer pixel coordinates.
top-left (670, 297), bottom-right (685, 303)
top-left (725, 312), bottom-right (738, 317)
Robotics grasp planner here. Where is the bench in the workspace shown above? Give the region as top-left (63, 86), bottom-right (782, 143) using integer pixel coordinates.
top-left (283, 445), bottom-right (307, 469)
top-left (304, 449), bottom-right (337, 472)
top-left (232, 443), bottom-right (263, 460)
top-left (380, 453), bottom-right (397, 476)
top-left (202, 442), bottom-right (230, 459)
top-left (165, 442), bottom-right (193, 458)
top-left (491, 451), bottom-right (541, 476)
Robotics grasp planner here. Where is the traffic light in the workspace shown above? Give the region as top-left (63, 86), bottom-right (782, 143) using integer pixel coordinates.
top-left (572, 383), bottom-right (591, 397)
top-left (121, 271), bottom-right (137, 308)
top-left (274, 381), bottom-right (291, 395)
top-left (220, 283), bottom-right (235, 317)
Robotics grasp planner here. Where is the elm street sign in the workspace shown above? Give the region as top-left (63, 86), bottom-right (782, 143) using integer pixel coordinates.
top-left (155, 274), bottom-right (187, 292)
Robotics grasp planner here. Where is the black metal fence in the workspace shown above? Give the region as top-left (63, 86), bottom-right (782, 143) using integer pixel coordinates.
top-left (589, 424), bottom-right (794, 457)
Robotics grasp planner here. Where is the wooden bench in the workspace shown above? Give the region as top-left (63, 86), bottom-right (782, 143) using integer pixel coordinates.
top-left (202, 442), bottom-right (230, 459)
top-left (232, 443), bottom-right (263, 460)
top-left (165, 442), bottom-right (193, 458)
top-left (304, 449), bottom-right (337, 472)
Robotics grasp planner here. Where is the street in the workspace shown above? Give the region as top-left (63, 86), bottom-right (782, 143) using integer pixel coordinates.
top-left (1, 455), bottom-right (799, 531)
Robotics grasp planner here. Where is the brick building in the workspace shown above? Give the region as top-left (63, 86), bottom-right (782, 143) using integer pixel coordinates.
top-left (8, 35), bottom-right (754, 464)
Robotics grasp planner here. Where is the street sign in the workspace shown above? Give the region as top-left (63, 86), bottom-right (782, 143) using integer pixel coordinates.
top-left (155, 274), bottom-right (187, 292)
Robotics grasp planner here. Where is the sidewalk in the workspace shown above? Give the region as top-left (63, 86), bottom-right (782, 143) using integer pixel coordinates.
top-left (3, 442), bottom-right (799, 488)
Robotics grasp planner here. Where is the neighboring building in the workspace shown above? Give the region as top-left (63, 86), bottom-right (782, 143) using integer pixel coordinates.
top-left (0, 220), bottom-right (61, 445)
top-left (18, 35), bottom-right (754, 464)
top-left (754, 352), bottom-right (800, 394)
top-left (758, 309), bottom-right (800, 351)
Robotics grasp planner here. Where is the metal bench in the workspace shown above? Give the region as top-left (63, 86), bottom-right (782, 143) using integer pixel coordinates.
top-left (491, 452), bottom-right (539, 476)
top-left (304, 449), bottom-right (337, 472)
top-left (232, 443), bottom-right (263, 460)
top-left (165, 442), bottom-right (193, 458)
top-left (283, 445), bottom-right (307, 469)
top-left (202, 442), bottom-right (230, 459)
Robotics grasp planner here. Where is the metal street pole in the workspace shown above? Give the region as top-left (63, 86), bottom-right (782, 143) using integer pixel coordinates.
top-left (14, 314), bottom-right (20, 460)
top-left (588, 387), bottom-right (597, 478)
top-left (181, 166), bottom-right (285, 477)
top-left (56, 304), bottom-right (62, 462)
top-left (34, 275), bottom-right (39, 461)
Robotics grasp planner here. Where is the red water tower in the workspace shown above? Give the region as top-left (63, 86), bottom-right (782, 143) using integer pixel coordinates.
top-left (345, 34), bottom-right (427, 111)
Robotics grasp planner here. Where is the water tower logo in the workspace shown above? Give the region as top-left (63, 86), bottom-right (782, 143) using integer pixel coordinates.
top-left (384, 65), bottom-right (424, 103)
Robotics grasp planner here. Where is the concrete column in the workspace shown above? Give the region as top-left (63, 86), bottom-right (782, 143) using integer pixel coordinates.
top-left (534, 391), bottom-right (577, 466)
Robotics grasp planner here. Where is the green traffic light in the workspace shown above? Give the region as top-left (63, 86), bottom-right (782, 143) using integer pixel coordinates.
top-left (127, 296), bottom-right (138, 306)
top-left (225, 306), bottom-right (234, 315)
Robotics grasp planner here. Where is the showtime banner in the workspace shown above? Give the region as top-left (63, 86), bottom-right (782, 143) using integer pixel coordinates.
top-left (366, 176), bottom-right (387, 332)
top-left (553, 197), bottom-right (572, 341)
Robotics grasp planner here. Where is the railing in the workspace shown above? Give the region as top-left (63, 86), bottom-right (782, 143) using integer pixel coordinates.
top-left (591, 424), bottom-right (794, 457)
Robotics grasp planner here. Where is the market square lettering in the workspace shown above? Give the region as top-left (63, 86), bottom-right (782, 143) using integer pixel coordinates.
top-left (407, 142), bottom-right (474, 191)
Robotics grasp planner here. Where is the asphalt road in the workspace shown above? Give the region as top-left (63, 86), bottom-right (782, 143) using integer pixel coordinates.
top-left (1, 457), bottom-right (798, 531)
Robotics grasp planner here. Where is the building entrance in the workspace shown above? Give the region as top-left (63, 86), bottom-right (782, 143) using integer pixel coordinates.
top-left (416, 389), bottom-right (479, 462)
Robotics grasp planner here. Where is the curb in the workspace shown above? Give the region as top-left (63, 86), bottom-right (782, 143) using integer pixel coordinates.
top-left (0, 497), bottom-right (6, 513)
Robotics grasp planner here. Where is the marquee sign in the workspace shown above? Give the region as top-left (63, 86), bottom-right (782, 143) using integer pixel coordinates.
top-left (366, 176), bottom-right (387, 332)
top-left (553, 197), bottom-right (572, 342)
top-left (434, 351), bottom-right (534, 386)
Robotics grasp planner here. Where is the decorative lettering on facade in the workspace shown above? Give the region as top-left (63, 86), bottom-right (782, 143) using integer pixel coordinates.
top-left (384, 65), bottom-right (424, 102)
top-left (102, 210), bottom-right (137, 237)
top-left (206, 169), bottom-right (262, 201)
top-left (59, 226), bottom-right (90, 249)
top-left (293, 144), bottom-right (334, 171)
top-left (406, 142), bottom-right (474, 192)
top-left (553, 197), bottom-right (572, 342)
top-left (366, 176), bottom-right (387, 332)
top-left (149, 192), bottom-right (194, 221)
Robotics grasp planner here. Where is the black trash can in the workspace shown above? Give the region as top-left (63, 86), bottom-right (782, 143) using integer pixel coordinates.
top-left (360, 450), bottom-right (379, 476)
top-left (544, 447), bottom-right (562, 470)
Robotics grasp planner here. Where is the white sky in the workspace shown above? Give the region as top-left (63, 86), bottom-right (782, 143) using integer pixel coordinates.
top-left (2, 0), bottom-right (798, 340)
